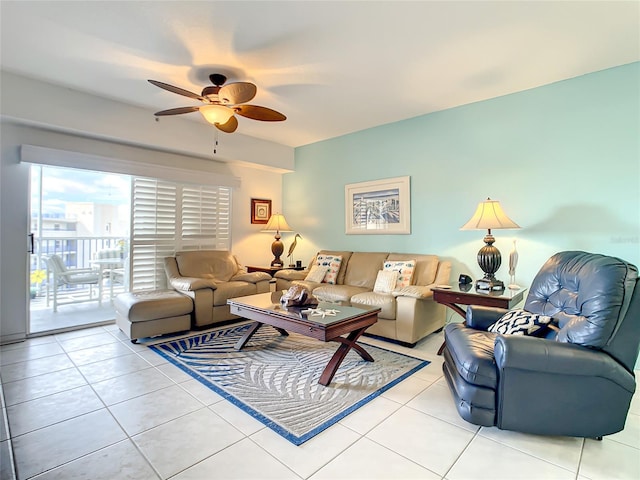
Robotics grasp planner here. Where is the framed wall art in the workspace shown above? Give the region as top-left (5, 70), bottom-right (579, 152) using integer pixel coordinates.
top-left (345, 176), bottom-right (411, 234)
top-left (251, 198), bottom-right (272, 224)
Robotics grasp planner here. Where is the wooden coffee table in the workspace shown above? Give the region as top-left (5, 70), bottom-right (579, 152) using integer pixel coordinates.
top-left (227, 292), bottom-right (380, 386)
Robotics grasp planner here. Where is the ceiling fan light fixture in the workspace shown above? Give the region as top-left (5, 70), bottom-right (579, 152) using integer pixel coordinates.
top-left (200, 105), bottom-right (234, 125)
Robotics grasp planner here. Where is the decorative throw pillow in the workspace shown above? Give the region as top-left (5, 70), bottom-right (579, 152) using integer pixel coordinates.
top-left (383, 260), bottom-right (416, 289)
top-left (373, 270), bottom-right (399, 294)
top-left (316, 254), bottom-right (342, 284)
top-left (488, 309), bottom-right (553, 336)
top-left (304, 265), bottom-right (328, 283)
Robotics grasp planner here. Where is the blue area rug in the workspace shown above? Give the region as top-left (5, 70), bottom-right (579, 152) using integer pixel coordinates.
top-left (149, 322), bottom-right (429, 445)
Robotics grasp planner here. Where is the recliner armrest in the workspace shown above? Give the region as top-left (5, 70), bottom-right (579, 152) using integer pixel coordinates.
top-left (494, 335), bottom-right (635, 390)
top-left (169, 276), bottom-right (218, 291)
top-left (466, 305), bottom-right (508, 330)
top-left (231, 271), bottom-right (272, 283)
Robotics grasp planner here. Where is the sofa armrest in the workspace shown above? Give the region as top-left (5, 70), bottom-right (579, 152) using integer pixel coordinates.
top-left (231, 271), bottom-right (272, 283)
top-left (392, 285), bottom-right (434, 299)
top-left (494, 335), bottom-right (635, 390)
top-left (465, 305), bottom-right (508, 330)
top-left (169, 276), bottom-right (218, 292)
top-left (274, 269), bottom-right (308, 281)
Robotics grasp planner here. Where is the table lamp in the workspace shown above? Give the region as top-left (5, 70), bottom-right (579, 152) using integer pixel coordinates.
top-left (460, 198), bottom-right (520, 290)
top-left (262, 213), bottom-right (293, 267)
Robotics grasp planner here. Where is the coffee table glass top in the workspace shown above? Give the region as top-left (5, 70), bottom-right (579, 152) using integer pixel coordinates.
top-left (228, 292), bottom-right (380, 327)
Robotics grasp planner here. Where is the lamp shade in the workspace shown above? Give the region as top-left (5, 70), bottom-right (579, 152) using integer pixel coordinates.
top-left (262, 214), bottom-right (293, 233)
top-left (199, 105), bottom-right (234, 125)
top-left (460, 198), bottom-right (520, 231)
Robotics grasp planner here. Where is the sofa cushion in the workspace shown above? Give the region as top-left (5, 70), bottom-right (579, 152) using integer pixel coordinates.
top-left (488, 309), bottom-right (553, 336)
top-left (316, 254), bottom-right (343, 284)
top-left (175, 250), bottom-right (238, 282)
top-left (343, 252), bottom-right (390, 289)
top-left (351, 291), bottom-right (396, 319)
top-left (384, 259), bottom-right (416, 288)
top-left (313, 284), bottom-right (369, 303)
top-left (373, 270), bottom-right (398, 294)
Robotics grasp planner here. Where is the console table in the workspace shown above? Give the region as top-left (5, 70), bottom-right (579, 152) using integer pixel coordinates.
top-left (432, 284), bottom-right (526, 355)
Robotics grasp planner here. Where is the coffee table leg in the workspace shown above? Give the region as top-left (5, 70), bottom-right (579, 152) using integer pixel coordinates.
top-left (319, 327), bottom-right (372, 386)
top-left (273, 327), bottom-right (289, 337)
top-left (235, 322), bottom-right (263, 350)
top-left (235, 322), bottom-right (289, 350)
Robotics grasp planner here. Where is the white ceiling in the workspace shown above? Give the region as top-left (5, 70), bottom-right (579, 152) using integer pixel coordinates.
top-left (1, 1), bottom-right (638, 148)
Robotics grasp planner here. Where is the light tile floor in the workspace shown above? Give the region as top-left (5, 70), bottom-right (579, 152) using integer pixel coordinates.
top-left (1, 324), bottom-right (639, 480)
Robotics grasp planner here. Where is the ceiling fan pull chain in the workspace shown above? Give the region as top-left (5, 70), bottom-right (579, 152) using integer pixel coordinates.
top-left (213, 130), bottom-right (219, 154)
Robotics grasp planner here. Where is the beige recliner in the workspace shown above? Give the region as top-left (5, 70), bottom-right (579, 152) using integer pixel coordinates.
top-left (164, 250), bottom-right (272, 328)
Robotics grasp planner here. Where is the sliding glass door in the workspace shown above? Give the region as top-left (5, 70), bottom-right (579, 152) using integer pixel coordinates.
top-left (28, 165), bottom-right (131, 334)
top-left (28, 163), bottom-right (232, 335)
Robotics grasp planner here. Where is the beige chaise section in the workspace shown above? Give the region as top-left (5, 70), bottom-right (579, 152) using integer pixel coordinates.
top-left (164, 250), bottom-right (272, 328)
top-left (275, 250), bottom-right (452, 346)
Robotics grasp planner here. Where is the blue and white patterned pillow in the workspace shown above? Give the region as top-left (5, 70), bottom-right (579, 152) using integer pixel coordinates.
top-left (316, 254), bottom-right (342, 284)
top-left (488, 309), bottom-right (553, 336)
top-left (383, 260), bottom-right (416, 289)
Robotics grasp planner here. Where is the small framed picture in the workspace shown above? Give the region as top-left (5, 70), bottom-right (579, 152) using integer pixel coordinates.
top-left (251, 198), bottom-right (272, 224)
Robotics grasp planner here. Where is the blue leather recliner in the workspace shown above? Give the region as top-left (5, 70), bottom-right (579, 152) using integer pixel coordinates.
top-left (442, 251), bottom-right (639, 438)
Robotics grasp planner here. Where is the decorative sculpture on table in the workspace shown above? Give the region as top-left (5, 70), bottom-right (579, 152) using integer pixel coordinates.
top-left (287, 233), bottom-right (302, 267)
top-left (508, 239), bottom-right (520, 290)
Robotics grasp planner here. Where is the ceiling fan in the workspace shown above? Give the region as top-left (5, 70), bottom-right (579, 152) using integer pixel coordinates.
top-left (148, 73), bottom-right (286, 133)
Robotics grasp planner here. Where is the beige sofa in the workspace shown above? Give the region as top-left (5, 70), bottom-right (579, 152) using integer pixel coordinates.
top-left (164, 250), bottom-right (272, 328)
top-left (274, 250), bottom-right (452, 346)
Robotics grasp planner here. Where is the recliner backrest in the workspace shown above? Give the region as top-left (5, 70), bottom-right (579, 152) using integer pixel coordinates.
top-left (174, 250), bottom-right (239, 282)
top-left (524, 251), bottom-right (638, 350)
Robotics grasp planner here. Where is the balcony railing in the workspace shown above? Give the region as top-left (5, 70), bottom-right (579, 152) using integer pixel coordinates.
top-left (30, 236), bottom-right (128, 299)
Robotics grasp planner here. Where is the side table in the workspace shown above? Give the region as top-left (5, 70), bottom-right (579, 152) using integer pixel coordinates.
top-left (432, 284), bottom-right (527, 354)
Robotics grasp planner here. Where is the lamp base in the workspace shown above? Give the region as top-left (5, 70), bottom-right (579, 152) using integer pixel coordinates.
top-left (476, 277), bottom-right (505, 291)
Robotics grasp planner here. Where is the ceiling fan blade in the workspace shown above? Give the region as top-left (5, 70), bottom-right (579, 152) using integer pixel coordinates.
top-left (148, 79), bottom-right (205, 101)
top-left (234, 105), bottom-right (287, 122)
top-left (219, 82), bottom-right (257, 104)
top-left (154, 106), bottom-right (201, 116)
top-left (215, 115), bottom-right (239, 133)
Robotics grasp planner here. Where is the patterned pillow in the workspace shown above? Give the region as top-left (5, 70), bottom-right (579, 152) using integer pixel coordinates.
top-left (488, 309), bottom-right (553, 336)
top-left (383, 260), bottom-right (416, 289)
top-left (316, 254), bottom-right (342, 284)
top-left (304, 265), bottom-right (328, 283)
top-left (373, 270), bottom-right (399, 294)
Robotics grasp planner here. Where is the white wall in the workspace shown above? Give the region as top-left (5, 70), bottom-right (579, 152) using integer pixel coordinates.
top-left (0, 72), bottom-right (294, 344)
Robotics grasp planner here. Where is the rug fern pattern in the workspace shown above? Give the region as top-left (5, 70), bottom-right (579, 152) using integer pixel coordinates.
top-left (149, 323), bottom-right (429, 444)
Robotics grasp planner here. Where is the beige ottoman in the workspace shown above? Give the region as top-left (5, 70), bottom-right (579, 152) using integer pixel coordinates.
top-left (115, 290), bottom-right (193, 343)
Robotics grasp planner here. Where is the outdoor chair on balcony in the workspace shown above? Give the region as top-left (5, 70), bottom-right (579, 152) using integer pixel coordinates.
top-left (45, 254), bottom-right (102, 312)
top-left (93, 248), bottom-right (126, 301)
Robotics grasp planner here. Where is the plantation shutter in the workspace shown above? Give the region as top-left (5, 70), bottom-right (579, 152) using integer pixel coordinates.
top-left (131, 178), bottom-right (177, 290)
top-left (181, 185), bottom-right (231, 250)
top-left (131, 179), bottom-right (232, 291)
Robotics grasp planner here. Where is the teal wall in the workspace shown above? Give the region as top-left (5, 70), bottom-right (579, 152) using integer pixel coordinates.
top-left (283, 63), bottom-right (640, 287)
